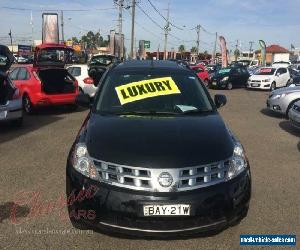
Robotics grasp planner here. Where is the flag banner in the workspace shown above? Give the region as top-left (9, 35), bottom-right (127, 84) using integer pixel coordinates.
top-left (42, 13), bottom-right (59, 44)
top-left (259, 40), bottom-right (266, 66)
top-left (219, 36), bottom-right (228, 67)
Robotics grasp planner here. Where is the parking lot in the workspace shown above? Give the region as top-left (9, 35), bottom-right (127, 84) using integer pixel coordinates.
top-left (0, 88), bottom-right (299, 249)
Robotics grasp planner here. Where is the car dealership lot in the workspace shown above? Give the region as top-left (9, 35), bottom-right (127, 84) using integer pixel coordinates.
top-left (0, 89), bottom-right (299, 249)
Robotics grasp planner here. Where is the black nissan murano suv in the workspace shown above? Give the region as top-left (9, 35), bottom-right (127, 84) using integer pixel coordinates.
top-left (66, 60), bottom-right (251, 237)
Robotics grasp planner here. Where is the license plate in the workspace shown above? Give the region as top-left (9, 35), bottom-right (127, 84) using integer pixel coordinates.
top-left (212, 81), bottom-right (217, 86)
top-left (143, 204), bottom-right (190, 216)
top-left (251, 84), bottom-right (259, 87)
top-left (0, 111), bottom-right (7, 120)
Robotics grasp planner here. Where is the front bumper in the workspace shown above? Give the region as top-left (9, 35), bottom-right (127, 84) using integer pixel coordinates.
top-left (266, 98), bottom-right (286, 114)
top-left (66, 163), bottom-right (251, 237)
top-left (0, 99), bottom-right (23, 122)
top-left (247, 82), bottom-right (270, 90)
top-left (210, 80), bottom-right (227, 88)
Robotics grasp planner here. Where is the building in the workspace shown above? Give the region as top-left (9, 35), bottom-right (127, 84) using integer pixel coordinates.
top-left (265, 45), bottom-right (290, 64)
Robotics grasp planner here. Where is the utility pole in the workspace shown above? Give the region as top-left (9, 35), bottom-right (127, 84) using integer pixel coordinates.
top-left (234, 39), bottom-right (239, 61)
top-left (196, 24), bottom-right (201, 57)
top-left (61, 10), bottom-right (64, 43)
top-left (130, 0), bottom-right (136, 59)
top-left (163, 3), bottom-right (170, 60)
top-left (118, 0), bottom-right (124, 60)
top-left (249, 41), bottom-right (254, 59)
top-left (212, 32), bottom-right (217, 64)
top-left (8, 29), bottom-right (13, 53)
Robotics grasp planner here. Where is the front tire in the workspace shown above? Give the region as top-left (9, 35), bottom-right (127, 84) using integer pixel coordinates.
top-left (270, 82), bottom-right (276, 91)
top-left (226, 82), bottom-right (233, 90)
top-left (286, 99), bottom-right (300, 118)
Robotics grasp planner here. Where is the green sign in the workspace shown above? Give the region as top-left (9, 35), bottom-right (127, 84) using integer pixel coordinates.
top-left (144, 41), bottom-right (150, 49)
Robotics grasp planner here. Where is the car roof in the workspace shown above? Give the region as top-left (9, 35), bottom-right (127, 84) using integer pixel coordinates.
top-left (112, 60), bottom-right (190, 72)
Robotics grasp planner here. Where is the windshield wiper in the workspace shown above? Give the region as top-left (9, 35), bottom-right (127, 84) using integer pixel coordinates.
top-left (178, 109), bottom-right (213, 115)
top-left (104, 111), bottom-right (179, 116)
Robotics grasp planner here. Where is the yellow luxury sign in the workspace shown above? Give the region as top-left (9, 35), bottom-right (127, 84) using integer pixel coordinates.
top-left (115, 77), bottom-right (181, 105)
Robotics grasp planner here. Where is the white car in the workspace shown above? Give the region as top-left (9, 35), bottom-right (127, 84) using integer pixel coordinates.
top-left (67, 64), bottom-right (97, 97)
top-left (247, 67), bottom-right (290, 91)
top-left (288, 100), bottom-right (300, 129)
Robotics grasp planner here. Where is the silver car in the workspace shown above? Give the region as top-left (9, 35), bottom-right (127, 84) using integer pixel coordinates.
top-left (266, 86), bottom-right (300, 116)
top-left (0, 45), bottom-right (23, 126)
top-left (288, 100), bottom-right (300, 129)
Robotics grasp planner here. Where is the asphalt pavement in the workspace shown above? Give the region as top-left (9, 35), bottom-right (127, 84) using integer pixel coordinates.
top-left (0, 89), bottom-right (299, 250)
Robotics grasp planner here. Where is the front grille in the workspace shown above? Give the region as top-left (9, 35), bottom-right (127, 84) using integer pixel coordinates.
top-left (178, 161), bottom-right (229, 190)
top-left (92, 158), bottom-right (230, 192)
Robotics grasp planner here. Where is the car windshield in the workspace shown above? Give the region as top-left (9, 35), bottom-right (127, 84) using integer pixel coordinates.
top-left (90, 56), bottom-right (115, 66)
top-left (37, 48), bottom-right (72, 64)
top-left (217, 68), bottom-right (231, 74)
top-left (95, 70), bottom-right (214, 115)
top-left (255, 68), bottom-right (276, 75)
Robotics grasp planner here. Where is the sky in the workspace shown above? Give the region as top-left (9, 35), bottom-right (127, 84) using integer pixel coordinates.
top-left (0, 0), bottom-right (299, 54)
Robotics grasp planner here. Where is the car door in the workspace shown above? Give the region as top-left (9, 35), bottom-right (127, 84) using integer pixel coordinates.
top-left (240, 67), bottom-right (250, 86)
top-left (11, 67), bottom-right (30, 95)
top-left (230, 68), bottom-right (240, 86)
top-left (279, 68), bottom-right (290, 87)
top-left (275, 68), bottom-right (286, 87)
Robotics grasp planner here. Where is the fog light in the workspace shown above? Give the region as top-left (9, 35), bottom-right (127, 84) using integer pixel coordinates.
top-left (273, 105), bottom-right (281, 111)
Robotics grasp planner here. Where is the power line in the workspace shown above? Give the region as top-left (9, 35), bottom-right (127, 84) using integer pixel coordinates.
top-left (146, 0), bottom-right (183, 30)
top-left (0, 6), bottom-right (117, 12)
top-left (136, 3), bottom-right (164, 30)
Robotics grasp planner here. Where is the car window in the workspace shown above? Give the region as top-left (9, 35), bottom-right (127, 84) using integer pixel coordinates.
top-left (17, 67), bottom-right (30, 80)
top-left (281, 68), bottom-right (287, 74)
top-left (67, 67), bottom-right (74, 75)
top-left (72, 67), bottom-right (81, 77)
top-left (9, 68), bottom-right (19, 80)
top-left (192, 67), bottom-right (203, 73)
top-left (95, 70), bottom-right (214, 115)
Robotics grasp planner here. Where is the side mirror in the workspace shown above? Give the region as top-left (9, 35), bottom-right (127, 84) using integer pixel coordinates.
top-left (75, 93), bottom-right (92, 108)
top-left (276, 73), bottom-right (280, 77)
top-left (214, 94), bottom-right (227, 109)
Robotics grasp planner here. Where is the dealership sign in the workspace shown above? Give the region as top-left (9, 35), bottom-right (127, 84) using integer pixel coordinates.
top-left (18, 45), bottom-right (32, 56)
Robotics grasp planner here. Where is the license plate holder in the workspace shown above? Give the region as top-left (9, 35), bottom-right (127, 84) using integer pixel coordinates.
top-left (143, 204), bottom-right (190, 216)
top-left (251, 83), bottom-right (259, 87)
top-left (212, 81), bottom-right (217, 86)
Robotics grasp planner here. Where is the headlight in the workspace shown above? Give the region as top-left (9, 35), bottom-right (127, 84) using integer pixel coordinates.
top-left (72, 143), bottom-right (99, 180)
top-left (221, 76), bottom-right (229, 81)
top-left (262, 78), bottom-right (271, 82)
top-left (226, 143), bottom-right (247, 180)
top-left (272, 93), bottom-right (287, 99)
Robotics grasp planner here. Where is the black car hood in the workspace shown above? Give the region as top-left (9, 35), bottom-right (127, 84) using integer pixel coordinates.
top-left (212, 73), bottom-right (229, 80)
top-left (85, 113), bottom-right (234, 169)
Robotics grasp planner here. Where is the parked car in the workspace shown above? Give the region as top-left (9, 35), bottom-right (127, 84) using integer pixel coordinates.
top-left (288, 100), bottom-right (300, 129)
top-left (67, 60), bottom-right (251, 236)
top-left (247, 67), bottom-right (290, 90)
top-left (272, 61), bottom-right (291, 68)
top-left (88, 54), bottom-right (117, 86)
top-left (210, 66), bottom-right (250, 90)
top-left (67, 64), bottom-right (97, 98)
top-left (206, 64), bottom-right (221, 78)
top-left (9, 43), bottom-right (79, 114)
top-left (0, 45), bottom-right (23, 126)
top-left (288, 76), bottom-right (300, 88)
top-left (190, 64), bottom-right (210, 86)
top-left (14, 55), bottom-right (28, 64)
top-left (266, 86), bottom-right (300, 116)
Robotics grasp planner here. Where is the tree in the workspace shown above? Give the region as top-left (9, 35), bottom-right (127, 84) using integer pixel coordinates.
top-left (178, 44), bottom-right (185, 59)
top-left (80, 31), bottom-right (109, 50)
top-left (191, 46), bottom-right (197, 53)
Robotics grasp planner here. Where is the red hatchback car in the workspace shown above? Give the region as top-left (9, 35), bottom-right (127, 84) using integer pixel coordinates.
top-left (191, 65), bottom-right (210, 86)
top-left (10, 44), bottom-right (79, 113)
